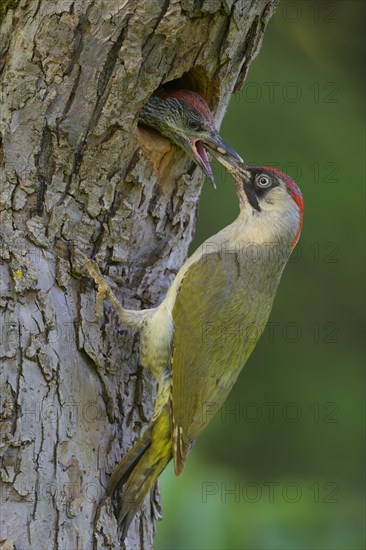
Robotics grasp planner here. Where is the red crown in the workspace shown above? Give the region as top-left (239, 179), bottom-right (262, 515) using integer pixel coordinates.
top-left (158, 90), bottom-right (216, 128)
top-left (261, 166), bottom-right (304, 247)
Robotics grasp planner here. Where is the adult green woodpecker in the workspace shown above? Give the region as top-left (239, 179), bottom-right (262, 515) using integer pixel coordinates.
top-left (139, 89), bottom-right (243, 187)
top-left (85, 160), bottom-right (304, 538)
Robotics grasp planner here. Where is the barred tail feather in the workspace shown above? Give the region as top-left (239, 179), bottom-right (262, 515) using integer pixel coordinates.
top-left (106, 430), bottom-right (151, 497)
top-left (107, 407), bottom-right (172, 539)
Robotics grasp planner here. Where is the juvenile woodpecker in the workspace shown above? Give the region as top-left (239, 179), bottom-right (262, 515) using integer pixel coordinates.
top-left (139, 90), bottom-right (242, 188)
top-left (85, 162), bottom-right (304, 538)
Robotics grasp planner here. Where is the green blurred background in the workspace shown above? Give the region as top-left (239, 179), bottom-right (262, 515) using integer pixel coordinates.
top-left (156, 1), bottom-right (365, 548)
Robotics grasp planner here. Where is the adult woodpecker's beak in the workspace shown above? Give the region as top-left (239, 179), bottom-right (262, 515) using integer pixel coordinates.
top-left (227, 162), bottom-right (262, 211)
top-left (192, 134), bottom-right (243, 189)
top-left (234, 163), bottom-right (252, 182)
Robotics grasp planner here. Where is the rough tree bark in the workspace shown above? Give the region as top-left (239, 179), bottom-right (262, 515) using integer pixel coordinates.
top-left (0, 1), bottom-right (278, 548)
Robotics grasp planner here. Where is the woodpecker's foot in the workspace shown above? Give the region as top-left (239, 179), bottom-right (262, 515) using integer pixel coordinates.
top-left (83, 258), bottom-right (126, 322)
top-left (83, 257), bottom-right (154, 330)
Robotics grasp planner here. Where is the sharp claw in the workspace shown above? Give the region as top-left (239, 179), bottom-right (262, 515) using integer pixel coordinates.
top-left (83, 257), bottom-right (113, 320)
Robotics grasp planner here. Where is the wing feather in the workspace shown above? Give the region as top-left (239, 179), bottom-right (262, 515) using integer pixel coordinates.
top-left (171, 250), bottom-right (265, 475)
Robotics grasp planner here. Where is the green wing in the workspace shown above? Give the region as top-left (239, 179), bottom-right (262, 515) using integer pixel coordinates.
top-left (171, 250), bottom-right (263, 475)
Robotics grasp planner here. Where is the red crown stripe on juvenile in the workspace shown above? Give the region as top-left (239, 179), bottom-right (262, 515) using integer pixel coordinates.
top-left (158, 90), bottom-right (216, 127)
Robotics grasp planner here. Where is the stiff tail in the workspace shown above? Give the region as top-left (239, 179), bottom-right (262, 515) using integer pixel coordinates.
top-left (107, 406), bottom-right (172, 539)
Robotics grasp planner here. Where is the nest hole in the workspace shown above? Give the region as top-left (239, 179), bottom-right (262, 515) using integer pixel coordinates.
top-left (159, 66), bottom-right (219, 110)
top-left (137, 67), bottom-right (219, 189)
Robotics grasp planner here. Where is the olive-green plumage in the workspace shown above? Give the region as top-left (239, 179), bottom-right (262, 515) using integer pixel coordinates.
top-left (107, 239), bottom-right (285, 531)
top-left (85, 93), bottom-right (304, 539)
top-left (106, 403), bottom-right (171, 539)
top-left (170, 248), bottom-right (282, 474)
top-left (88, 160), bottom-right (303, 538)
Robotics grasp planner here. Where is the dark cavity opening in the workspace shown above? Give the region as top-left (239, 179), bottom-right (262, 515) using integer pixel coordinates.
top-left (158, 67), bottom-right (219, 111)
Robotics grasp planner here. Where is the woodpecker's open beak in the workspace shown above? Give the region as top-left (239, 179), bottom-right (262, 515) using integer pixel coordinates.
top-left (192, 134), bottom-right (243, 189)
top-left (191, 140), bottom-right (216, 187)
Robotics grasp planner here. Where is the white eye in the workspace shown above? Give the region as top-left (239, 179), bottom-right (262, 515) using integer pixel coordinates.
top-left (256, 174), bottom-right (271, 188)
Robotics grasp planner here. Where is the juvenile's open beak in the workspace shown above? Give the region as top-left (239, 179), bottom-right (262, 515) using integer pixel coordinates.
top-left (192, 133), bottom-right (243, 189)
top-left (191, 139), bottom-right (217, 188)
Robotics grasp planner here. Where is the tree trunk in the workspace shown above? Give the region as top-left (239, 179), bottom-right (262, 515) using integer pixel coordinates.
top-left (0, 0), bottom-right (278, 547)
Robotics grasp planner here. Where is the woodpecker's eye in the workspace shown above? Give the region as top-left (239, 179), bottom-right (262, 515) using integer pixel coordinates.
top-left (187, 119), bottom-right (201, 131)
top-left (256, 174), bottom-right (271, 188)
